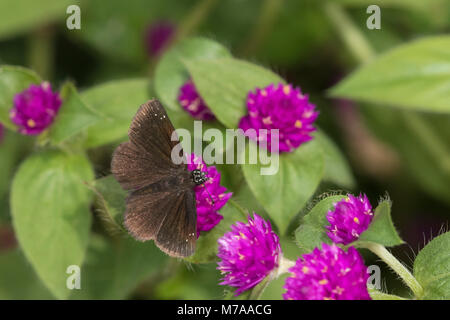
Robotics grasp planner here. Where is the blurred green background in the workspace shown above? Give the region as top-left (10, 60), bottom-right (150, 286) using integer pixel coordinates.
top-left (0, 0), bottom-right (449, 299)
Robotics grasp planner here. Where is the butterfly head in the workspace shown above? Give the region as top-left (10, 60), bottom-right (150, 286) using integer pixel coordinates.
top-left (192, 169), bottom-right (208, 186)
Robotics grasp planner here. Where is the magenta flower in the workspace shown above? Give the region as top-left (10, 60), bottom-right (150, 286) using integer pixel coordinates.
top-left (283, 244), bottom-right (370, 300)
top-left (326, 194), bottom-right (374, 245)
top-left (186, 153), bottom-right (231, 237)
top-left (238, 83), bottom-right (318, 153)
top-left (10, 82), bottom-right (62, 136)
top-left (217, 213), bottom-right (281, 296)
top-left (145, 20), bottom-right (175, 56)
top-left (178, 79), bottom-right (215, 121)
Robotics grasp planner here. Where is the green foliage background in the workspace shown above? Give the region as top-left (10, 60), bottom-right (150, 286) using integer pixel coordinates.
top-left (0, 0), bottom-right (449, 300)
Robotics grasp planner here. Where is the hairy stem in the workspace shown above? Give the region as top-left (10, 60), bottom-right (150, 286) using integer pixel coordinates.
top-left (362, 242), bottom-right (423, 299)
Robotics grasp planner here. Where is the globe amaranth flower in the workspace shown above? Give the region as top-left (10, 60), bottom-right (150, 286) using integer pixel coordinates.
top-left (217, 213), bottom-right (281, 296)
top-left (238, 83), bottom-right (318, 153)
top-left (283, 243), bottom-right (370, 300)
top-left (186, 153), bottom-right (232, 237)
top-left (145, 20), bottom-right (175, 56)
top-left (178, 79), bottom-right (215, 121)
top-left (326, 194), bottom-right (374, 245)
top-left (10, 82), bottom-right (62, 136)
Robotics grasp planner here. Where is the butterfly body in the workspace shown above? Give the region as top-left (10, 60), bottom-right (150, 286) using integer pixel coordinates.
top-left (111, 100), bottom-right (197, 257)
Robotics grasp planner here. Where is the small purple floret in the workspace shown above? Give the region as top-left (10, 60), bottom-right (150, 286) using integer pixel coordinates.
top-left (10, 82), bottom-right (62, 135)
top-left (178, 79), bottom-right (215, 121)
top-left (326, 194), bottom-right (374, 245)
top-left (187, 153), bottom-right (231, 237)
top-left (145, 20), bottom-right (175, 56)
top-left (217, 213), bottom-right (281, 296)
top-left (283, 243), bottom-right (371, 300)
top-left (239, 83), bottom-right (318, 153)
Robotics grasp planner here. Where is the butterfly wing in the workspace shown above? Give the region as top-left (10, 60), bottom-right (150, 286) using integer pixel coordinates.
top-left (124, 183), bottom-right (196, 257)
top-left (111, 99), bottom-right (197, 257)
top-left (111, 100), bottom-right (181, 191)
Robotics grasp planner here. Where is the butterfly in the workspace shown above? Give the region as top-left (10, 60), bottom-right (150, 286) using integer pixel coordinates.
top-left (111, 99), bottom-right (207, 257)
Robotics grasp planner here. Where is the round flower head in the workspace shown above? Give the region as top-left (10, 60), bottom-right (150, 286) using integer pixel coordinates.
top-left (326, 194), bottom-right (374, 245)
top-left (10, 82), bottom-right (62, 135)
top-left (178, 79), bottom-right (215, 121)
top-left (238, 83), bottom-right (318, 153)
top-left (145, 20), bottom-right (175, 56)
top-left (186, 153), bottom-right (232, 237)
top-left (283, 244), bottom-right (370, 300)
top-left (217, 213), bottom-right (281, 296)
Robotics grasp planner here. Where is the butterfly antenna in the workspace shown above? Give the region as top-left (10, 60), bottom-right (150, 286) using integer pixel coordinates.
top-left (202, 180), bottom-right (215, 206)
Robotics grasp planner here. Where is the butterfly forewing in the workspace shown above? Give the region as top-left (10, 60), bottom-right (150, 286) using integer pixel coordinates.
top-left (111, 99), bottom-right (197, 257)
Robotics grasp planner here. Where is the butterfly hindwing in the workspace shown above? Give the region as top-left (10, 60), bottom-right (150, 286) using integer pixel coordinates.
top-left (124, 180), bottom-right (196, 257)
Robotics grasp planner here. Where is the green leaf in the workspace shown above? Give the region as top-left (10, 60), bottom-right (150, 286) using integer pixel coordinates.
top-left (330, 36), bottom-right (450, 113)
top-left (361, 106), bottom-right (450, 206)
top-left (0, 0), bottom-right (72, 40)
top-left (49, 82), bottom-right (102, 145)
top-left (0, 65), bottom-right (41, 129)
top-left (0, 131), bottom-right (33, 222)
top-left (356, 200), bottom-right (404, 247)
top-left (0, 249), bottom-right (53, 299)
top-left (91, 175), bottom-right (127, 234)
top-left (154, 37), bottom-right (232, 111)
top-left (69, 234), bottom-right (167, 300)
top-left (11, 150), bottom-right (94, 299)
top-left (368, 288), bottom-right (407, 300)
top-left (242, 139), bottom-right (324, 234)
top-left (186, 201), bottom-right (247, 264)
top-left (295, 195), bottom-right (345, 254)
top-left (314, 130), bottom-right (355, 189)
top-left (185, 57), bottom-right (284, 128)
top-left (414, 231), bottom-right (450, 299)
top-left (81, 78), bottom-right (151, 148)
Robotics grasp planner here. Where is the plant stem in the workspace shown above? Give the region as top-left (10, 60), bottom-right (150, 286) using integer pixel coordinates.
top-left (148, 0), bottom-right (218, 75)
top-left (228, 199), bottom-right (249, 219)
top-left (174, 0), bottom-right (219, 42)
top-left (323, 2), bottom-right (375, 64)
top-left (362, 242), bottom-right (423, 299)
top-left (28, 25), bottom-right (54, 80)
top-left (276, 255), bottom-right (295, 277)
top-left (240, 0), bottom-right (284, 56)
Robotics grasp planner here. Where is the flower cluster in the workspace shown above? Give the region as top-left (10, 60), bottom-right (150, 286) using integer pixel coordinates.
top-left (10, 82), bottom-right (62, 135)
top-left (217, 213), bottom-right (281, 296)
top-left (178, 79), bottom-right (215, 121)
top-left (238, 83), bottom-right (318, 153)
top-left (186, 153), bottom-right (232, 237)
top-left (283, 244), bottom-right (370, 300)
top-left (326, 194), bottom-right (374, 245)
top-left (145, 20), bottom-right (175, 56)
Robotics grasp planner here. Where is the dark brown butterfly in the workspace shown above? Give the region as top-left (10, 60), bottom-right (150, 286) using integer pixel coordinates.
top-left (111, 99), bottom-right (206, 257)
